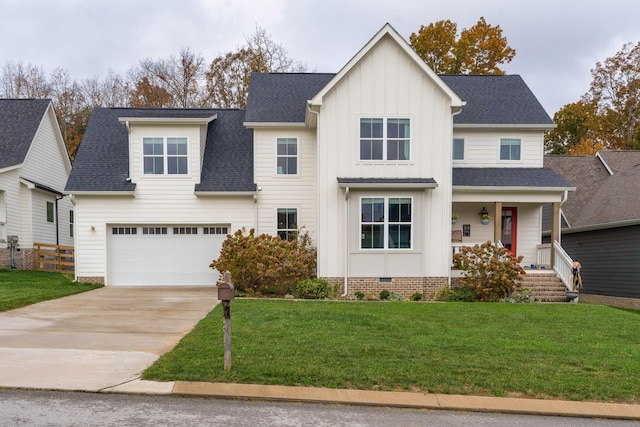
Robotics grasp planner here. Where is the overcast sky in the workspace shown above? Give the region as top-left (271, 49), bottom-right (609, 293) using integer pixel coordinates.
top-left (1, 0), bottom-right (639, 115)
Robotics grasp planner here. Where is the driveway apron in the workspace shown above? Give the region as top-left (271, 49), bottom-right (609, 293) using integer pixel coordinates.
top-left (0, 286), bottom-right (218, 391)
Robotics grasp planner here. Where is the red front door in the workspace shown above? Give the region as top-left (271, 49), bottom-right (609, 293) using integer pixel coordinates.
top-left (501, 207), bottom-right (517, 256)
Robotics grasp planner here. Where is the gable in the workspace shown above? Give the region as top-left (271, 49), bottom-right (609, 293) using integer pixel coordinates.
top-left (309, 24), bottom-right (463, 111)
top-left (0, 99), bottom-right (51, 170)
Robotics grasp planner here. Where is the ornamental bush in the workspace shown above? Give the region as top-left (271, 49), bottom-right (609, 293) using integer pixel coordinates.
top-left (291, 278), bottom-right (333, 299)
top-left (210, 228), bottom-right (317, 297)
top-left (452, 241), bottom-right (525, 302)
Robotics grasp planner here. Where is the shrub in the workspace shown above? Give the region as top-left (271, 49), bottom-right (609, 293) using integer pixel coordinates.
top-left (452, 241), bottom-right (525, 302)
top-left (433, 284), bottom-right (451, 301)
top-left (410, 292), bottom-right (423, 301)
top-left (500, 288), bottom-right (534, 303)
top-left (210, 228), bottom-right (317, 297)
top-left (354, 291), bottom-right (365, 300)
top-left (388, 292), bottom-right (405, 302)
top-left (379, 289), bottom-right (391, 300)
top-left (447, 286), bottom-right (477, 302)
top-left (291, 278), bottom-right (332, 299)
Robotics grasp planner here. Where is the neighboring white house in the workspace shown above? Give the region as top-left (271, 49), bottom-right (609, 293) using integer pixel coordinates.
top-left (0, 99), bottom-right (73, 269)
top-left (66, 24), bottom-right (573, 296)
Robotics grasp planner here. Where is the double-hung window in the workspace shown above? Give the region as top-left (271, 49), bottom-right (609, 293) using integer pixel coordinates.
top-left (360, 197), bottom-right (412, 249)
top-left (453, 138), bottom-right (465, 160)
top-left (277, 138), bottom-right (297, 175)
top-left (360, 118), bottom-right (410, 161)
top-left (143, 137), bottom-right (188, 175)
top-left (277, 208), bottom-right (297, 241)
top-left (500, 138), bottom-right (521, 160)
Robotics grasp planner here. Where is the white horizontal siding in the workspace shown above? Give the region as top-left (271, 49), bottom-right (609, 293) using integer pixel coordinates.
top-left (253, 128), bottom-right (317, 240)
top-left (452, 129), bottom-right (544, 168)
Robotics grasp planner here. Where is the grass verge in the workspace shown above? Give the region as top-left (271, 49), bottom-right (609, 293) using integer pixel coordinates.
top-left (143, 299), bottom-right (640, 403)
top-left (0, 268), bottom-right (102, 312)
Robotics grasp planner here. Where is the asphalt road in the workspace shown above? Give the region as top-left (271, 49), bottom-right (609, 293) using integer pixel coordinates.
top-left (1, 390), bottom-right (638, 427)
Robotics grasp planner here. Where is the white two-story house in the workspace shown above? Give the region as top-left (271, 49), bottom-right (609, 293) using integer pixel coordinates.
top-left (66, 24), bottom-right (573, 296)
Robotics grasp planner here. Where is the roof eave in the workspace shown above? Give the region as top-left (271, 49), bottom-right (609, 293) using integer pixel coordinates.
top-left (243, 122), bottom-right (306, 128)
top-left (453, 185), bottom-right (575, 192)
top-left (118, 115), bottom-right (218, 125)
top-left (194, 191), bottom-right (257, 197)
top-left (562, 218), bottom-right (640, 234)
top-left (453, 123), bottom-right (557, 130)
top-left (66, 191), bottom-right (136, 196)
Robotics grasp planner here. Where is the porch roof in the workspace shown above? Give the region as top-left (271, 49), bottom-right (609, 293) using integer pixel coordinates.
top-left (452, 167), bottom-right (574, 191)
top-left (337, 177), bottom-right (438, 189)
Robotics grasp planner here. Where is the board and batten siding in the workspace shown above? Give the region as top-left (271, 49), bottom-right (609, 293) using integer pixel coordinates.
top-left (253, 127), bottom-right (317, 240)
top-left (561, 224), bottom-right (640, 298)
top-left (73, 195), bottom-right (255, 282)
top-left (315, 35), bottom-right (454, 278)
top-left (452, 129), bottom-right (544, 168)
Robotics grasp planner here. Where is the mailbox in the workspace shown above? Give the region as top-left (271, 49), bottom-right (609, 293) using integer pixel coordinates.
top-left (217, 281), bottom-right (234, 301)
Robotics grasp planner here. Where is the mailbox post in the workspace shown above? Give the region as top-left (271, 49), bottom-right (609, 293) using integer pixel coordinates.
top-left (217, 271), bottom-right (234, 371)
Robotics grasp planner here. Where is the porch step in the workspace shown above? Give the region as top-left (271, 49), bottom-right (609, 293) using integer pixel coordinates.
top-left (520, 272), bottom-right (568, 303)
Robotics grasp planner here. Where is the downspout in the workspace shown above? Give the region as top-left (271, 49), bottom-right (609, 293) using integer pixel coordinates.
top-left (342, 187), bottom-right (350, 296)
top-left (55, 195), bottom-right (63, 246)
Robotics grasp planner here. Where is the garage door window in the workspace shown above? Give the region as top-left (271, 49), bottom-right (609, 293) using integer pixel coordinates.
top-left (173, 227), bottom-right (198, 235)
top-left (142, 227), bottom-right (167, 235)
top-left (112, 227), bottom-right (137, 235)
top-left (203, 227), bottom-right (228, 235)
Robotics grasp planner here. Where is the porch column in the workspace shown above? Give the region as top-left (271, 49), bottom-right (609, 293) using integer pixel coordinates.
top-left (550, 202), bottom-right (561, 268)
top-left (493, 202), bottom-right (502, 244)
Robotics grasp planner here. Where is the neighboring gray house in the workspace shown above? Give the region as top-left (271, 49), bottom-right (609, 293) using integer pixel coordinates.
top-left (544, 151), bottom-right (640, 305)
top-left (0, 99), bottom-right (73, 269)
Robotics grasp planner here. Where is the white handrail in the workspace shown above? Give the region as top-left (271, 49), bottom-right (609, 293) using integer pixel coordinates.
top-left (553, 241), bottom-right (573, 291)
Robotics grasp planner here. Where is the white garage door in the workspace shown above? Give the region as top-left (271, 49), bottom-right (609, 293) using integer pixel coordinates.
top-left (108, 225), bottom-right (229, 286)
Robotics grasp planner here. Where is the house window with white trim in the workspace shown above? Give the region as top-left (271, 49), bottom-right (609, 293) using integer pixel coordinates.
top-left (46, 201), bottom-right (54, 223)
top-left (500, 138), bottom-right (521, 160)
top-left (277, 208), bottom-right (297, 241)
top-left (360, 118), bottom-right (410, 161)
top-left (453, 138), bottom-right (465, 160)
top-left (360, 197), bottom-right (412, 249)
top-left (276, 138), bottom-right (297, 174)
top-left (143, 137), bottom-right (188, 175)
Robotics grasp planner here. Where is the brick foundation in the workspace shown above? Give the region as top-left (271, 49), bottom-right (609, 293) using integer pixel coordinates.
top-left (0, 248), bottom-right (34, 270)
top-left (579, 294), bottom-right (640, 310)
top-left (323, 277), bottom-right (448, 300)
top-left (76, 276), bottom-right (105, 285)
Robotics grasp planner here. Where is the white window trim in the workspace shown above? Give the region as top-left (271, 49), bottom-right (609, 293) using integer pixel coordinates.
top-left (275, 137), bottom-right (299, 176)
top-left (359, 196), bottom-right (413, 250)
top-left (358, 117), bottom-right (412, 163)
top-left (498, 137), bottom-right (522, 162)
top-left (142, 136), bottom-right (190, 176)
top-left (276, 207), bottom-right (298, 240)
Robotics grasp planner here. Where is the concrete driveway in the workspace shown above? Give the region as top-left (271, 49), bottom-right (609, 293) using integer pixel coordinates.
top-left (0, 286), bottom-right (218, 392)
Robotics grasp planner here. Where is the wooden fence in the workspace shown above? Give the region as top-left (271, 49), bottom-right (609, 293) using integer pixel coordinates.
top-left (33, 242), bottom-right (75, 273)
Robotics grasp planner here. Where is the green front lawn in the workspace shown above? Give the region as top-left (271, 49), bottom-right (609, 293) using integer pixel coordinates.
top-left (143, 299), bottom-right (640, 403)
top-left (0, 268), bottom-right (102, 312)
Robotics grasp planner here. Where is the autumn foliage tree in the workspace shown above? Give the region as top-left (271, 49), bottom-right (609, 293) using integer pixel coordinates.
top-left (410, 17), bottom-right (516, 74)
top-left (546, 41), bottom-right (640, 154)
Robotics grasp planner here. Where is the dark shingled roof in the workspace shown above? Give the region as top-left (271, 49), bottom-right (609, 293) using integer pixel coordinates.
top-left (453, 167), bottom-right (574, 188)
top-left (244, 73), bottom-right (335, 123)
top-left (439, 75), bottom-right (554, 126)
top-left (544, 152), bottom-right (640, 228)
top-left (0, 99), bottom-right (51, 169)
top-left (245, 73), bottom-right (553, 126)
top-left (66, 108), bottom-right (255, 193)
